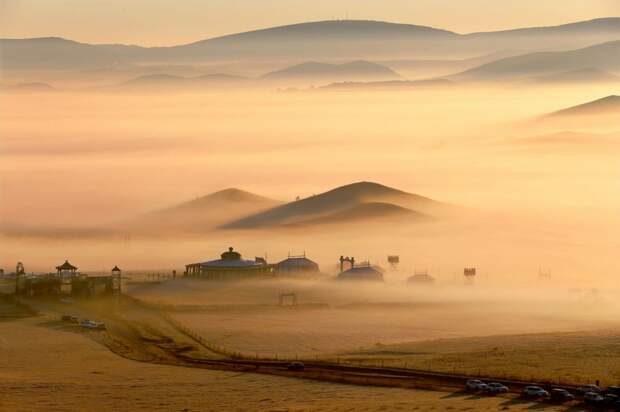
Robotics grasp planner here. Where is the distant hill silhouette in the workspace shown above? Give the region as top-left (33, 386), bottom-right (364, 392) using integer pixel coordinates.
top-left (514, 131), bottom-right (620, 146)
top-left (0, 37), bottom-right (135, 70)
top-left (121, 73), bottom-right (250, 89)
top-left (3, 18), bottom-right (619, 70)
top-left (262, 61), bottom-right (400, 82)
top-left (466, 17), bottom-right (620, 38)
top-left (173, 20), bottom-right (457, 61)
top-left (119, 61), bottom-right (399, 89)
top-left (162, 188), bottom-right (277, 212)
top-left (545, 95), bottom-right (620, 118)
top-left (379, 50), bottom-right (524, 77)
top-left (1, 82), bottom-right (55, 91)
top-left (221, 181), bottom-right (447, 229)
top-left (322, 78), bottom-right (452, 90)
top-left (532, 68), bottom-right (619, 84)
top-left (129, 188), bottom-right (280, 234)
top-left (451, 40), bottom-right (620, 81)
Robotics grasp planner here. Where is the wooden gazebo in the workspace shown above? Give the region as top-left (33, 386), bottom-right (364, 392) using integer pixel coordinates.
top-left (56, 260), bottom-right (78, 277)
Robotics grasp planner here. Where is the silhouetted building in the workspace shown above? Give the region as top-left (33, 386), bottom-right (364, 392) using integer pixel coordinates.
top-left (337, 262), bottom-right (384, 281)
top-left (276, 253), bottom-right (320, 275)
top-left (185, 247), bottom-right (274, 280)
top-left (407, 271), bottom-right (435, 284)
top-left (15, 260), bottom-right (114, 298)
top-left (56, 260), bottom-right (78, 278)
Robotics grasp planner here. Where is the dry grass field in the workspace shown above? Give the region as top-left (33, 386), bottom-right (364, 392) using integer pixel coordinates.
top-left (341, 330), bottom-right (620, 386)
top-left (127, 278), bottom-right (620, 386)
top-left (0, 312), bottom-right (570, 412)
top-left (171, 304), bottom-right (618, 358)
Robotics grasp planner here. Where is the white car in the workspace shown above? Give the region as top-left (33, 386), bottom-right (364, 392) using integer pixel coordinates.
top-left (522, 386), bottom-right (549, 398)
top-left (466, 379), bottom-right (488, 391)
top-left (80, 319), bottom-right (106, 330)
top-left (485, 382), bottom-right (509, 394)
top-left (583, 391), bottom-right (604, 405)
top-left (577, 384), bottom-right (601, 394)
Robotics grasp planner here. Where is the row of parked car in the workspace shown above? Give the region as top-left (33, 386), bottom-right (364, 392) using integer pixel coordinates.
top-left (579, 385), bottom-right (620, 409)
top-left (61, 314), bottom-right (106, 330)
top-left (466, 379), bottom-right (620, 408)
top-left (465, 379), bottom-right (509, 394)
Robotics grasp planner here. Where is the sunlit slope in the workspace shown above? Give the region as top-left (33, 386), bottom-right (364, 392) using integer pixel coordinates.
top-left (129, 188), bottom-right (281, 234)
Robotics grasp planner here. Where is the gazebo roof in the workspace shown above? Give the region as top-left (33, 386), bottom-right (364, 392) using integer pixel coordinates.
top-left (112, 265), bottom-right (121, 272)
top-left (56, 260), bottom-right (77, 271)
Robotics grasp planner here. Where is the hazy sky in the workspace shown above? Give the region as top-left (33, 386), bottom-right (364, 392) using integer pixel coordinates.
top-left (1, 0), bottom-right (618, 46)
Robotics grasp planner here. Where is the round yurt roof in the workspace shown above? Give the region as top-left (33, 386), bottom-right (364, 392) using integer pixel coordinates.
top-left (338, 265), bottom-right (383, 281)
top-left (277, 256), bottom-right (319, 268)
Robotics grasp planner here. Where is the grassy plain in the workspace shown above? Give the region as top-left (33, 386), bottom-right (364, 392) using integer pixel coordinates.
top-left (128, 278), bottom-right (620, 386)
top-left (1, 310), bottom-right (571, 412)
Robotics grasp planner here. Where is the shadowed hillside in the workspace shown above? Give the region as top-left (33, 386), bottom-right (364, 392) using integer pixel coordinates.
top-left (322, 78), bottom-right (452, 90)
top-left (284, 202), bottom-right (430, 227)
top-left (262, 61), bottom-right (400, 82)
top-left (532, 68), bottom-right (619, 84)
top-left (4, 18), bottom-right (620, 71)
top-left (546, 95), bottom-right (620, 117)
top-left (451, 40), bottom-right (620, 81)
top-left (120, 73), bottom-right (251, 89)
top-left (464, 17), bottom-right (620, 40)
top-left (0, 82), bottom-right (56, 92)
top-left (222, 182), bottom-right (447, 229)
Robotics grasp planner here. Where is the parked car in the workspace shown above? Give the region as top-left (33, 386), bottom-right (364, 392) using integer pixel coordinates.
top-left (602, 393), bottom-right (619, 406)
top-left (578, 384), bottom-right (602, 395)
top-left (80, 319), bottom-right (106, 330)
top-left (549, 388), bottom-right (575, 403)
top-left (465, 379), bottom-right (488, 392)
top-left (583, 391), bottom-right (605, 405)
top-left (605, 386), bottom-right (620, 396)
top-left (287, 361), bottom-right (305, 371)
top-left (522, 386), bottom-right (549, 398)
top-left (485, 382), bottom-right (509, 394)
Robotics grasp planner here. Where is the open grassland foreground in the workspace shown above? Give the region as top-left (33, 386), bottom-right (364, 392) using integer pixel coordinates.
top-left (1, 316), bottom-right (574, 412)
top-left (0, 296), bottom-right (577, 412)
top-left (0, 293), bottom-right (616, 411)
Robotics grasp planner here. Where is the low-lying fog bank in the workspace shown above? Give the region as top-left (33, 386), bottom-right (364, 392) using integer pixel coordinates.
top-left (126, 277), bottom-right (620, 362)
